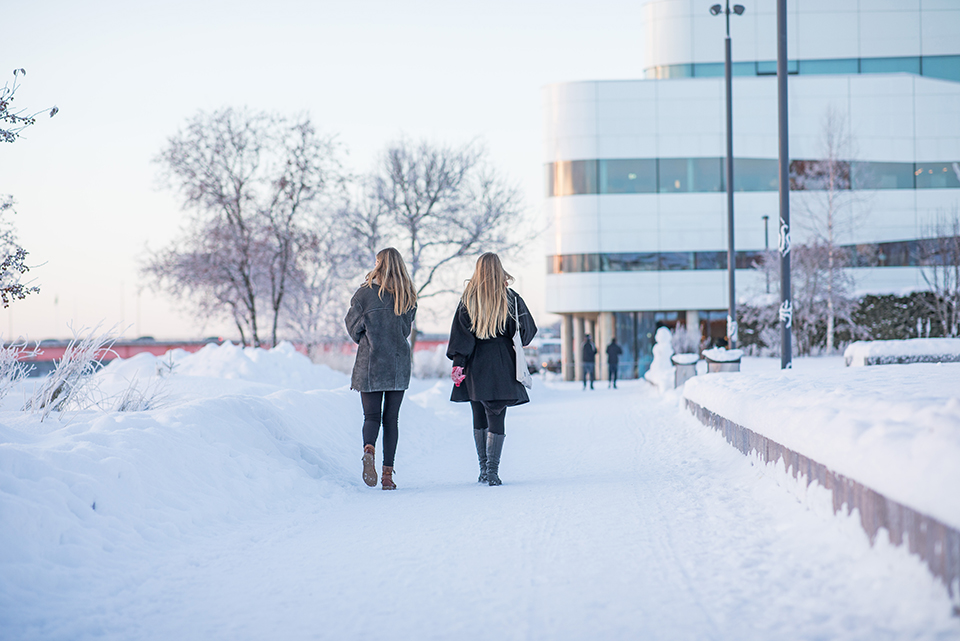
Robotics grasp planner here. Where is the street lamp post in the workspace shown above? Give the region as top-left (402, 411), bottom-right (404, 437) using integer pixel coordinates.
top-left (777, 0), bottom-right (793, 369)
top-left (710, 2), bottom-right (744, 349)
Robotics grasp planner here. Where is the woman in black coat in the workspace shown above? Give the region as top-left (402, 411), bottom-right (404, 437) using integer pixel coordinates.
top-left (345, 247), bottom-right (417, 490)
top-left (447, 253), bottom-right (537, 486)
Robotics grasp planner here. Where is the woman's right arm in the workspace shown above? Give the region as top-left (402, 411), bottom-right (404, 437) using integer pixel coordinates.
top-left (344, 291), bottom-right (365, 344)
top-left (445, 303), bottom-right (476, 368)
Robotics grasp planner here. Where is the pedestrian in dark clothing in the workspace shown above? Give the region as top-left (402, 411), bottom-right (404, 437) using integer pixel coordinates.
top-left (581, 334), bottom-right (597, 389)
top-left (448, 253), bottom-right (537, 486)
top-left (345, 247), bottom-right (417, 490)
top-left (606, 337), bottom-right (623, 388)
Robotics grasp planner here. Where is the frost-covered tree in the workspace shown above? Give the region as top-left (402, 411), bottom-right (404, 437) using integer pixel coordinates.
top-left (143, 108), bottom-right (346, 346)
top-left (0, 196), bottom-right (39, 307)
top-left (1, 68), bottom-right (58, 144)
top-left (359, 139), bottom-right (532, 348)
top-left (919, 204), bottom-right (960, 337)
top-left (1, 69), bottom-right (55, 307)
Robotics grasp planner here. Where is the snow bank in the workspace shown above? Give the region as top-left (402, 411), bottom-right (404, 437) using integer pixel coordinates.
top-left (0, 342), bottom-right (383, 599)
top-left (702, 347), bottom-right (743, 363)
top-left (844, 338), bottom-right (960, 367)
top-left (683, 363), bottom-right (960, 530)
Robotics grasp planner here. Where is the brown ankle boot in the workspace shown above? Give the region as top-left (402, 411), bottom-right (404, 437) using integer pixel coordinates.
top-left (362, 445), bottom-right (377, 487)
top-left (381, 465), bottom-right (397, 490)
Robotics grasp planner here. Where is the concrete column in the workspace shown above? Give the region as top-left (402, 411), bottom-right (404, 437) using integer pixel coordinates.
top-left (573, 316), bottom-right (585, 383)
top-left (597, 312), bottom-right (614, 381)
top-left (686, 310), bottom-right (702, 351)
top-left (561, 314), bottom-right (575, 381)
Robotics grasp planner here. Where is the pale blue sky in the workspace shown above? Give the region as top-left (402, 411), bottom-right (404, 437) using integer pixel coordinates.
top-left (3, 0), bottom-right (652, 339)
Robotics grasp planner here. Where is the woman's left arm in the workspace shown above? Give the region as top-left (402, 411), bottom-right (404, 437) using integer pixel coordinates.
top-left (515, 293), bottom-right (538, 347)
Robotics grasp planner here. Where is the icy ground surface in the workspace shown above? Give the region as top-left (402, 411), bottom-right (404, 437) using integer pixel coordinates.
top-left (1, 345), bottom-right (957, 640)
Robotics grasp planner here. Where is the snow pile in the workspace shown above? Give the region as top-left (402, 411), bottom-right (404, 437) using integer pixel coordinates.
top-left (644, 327), bottom-right (675, 391)
top-left (702, 347), bottom-right (743, 363)
top-left (844, 338), bottom-right (960, 367)
top-left (683, 363), bottom-right (960, 530)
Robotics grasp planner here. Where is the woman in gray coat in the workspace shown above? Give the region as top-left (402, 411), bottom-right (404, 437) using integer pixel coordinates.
top-left (344, 248), bottom-right (417, 490)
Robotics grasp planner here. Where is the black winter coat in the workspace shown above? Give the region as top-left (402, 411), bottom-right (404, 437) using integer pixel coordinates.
top-left (345, 285), bottom-right (416, 393)
top-left (447, 289), bottom-right (538, 405)
top-left (606, 342), bottom-right (623, 365)
top-left (582, 339), bottom-right (597, 363)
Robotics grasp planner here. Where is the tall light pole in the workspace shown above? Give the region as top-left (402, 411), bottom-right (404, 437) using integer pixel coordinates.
top-left (777, 0), bottom-right (793, 369)
top-left (710, 2), bottom-right (744, 349)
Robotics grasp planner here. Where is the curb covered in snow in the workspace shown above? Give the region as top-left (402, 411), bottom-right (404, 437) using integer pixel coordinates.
top-left (684, 398), bottom-right (960, 602)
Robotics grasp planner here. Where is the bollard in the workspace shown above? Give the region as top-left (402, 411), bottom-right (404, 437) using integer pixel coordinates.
top-left (702, 348), bottom-right (742, 373)
top-left (671, 353), bottom-right (699, 387)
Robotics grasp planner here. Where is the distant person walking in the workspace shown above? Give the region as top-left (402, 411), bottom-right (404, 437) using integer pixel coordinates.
top-left (345, 248), bottom-right (417, 490)
top-left (448, 253), bottom-right (537, 486)
top-left (606, 337), bottom-right (623, 388)
top-left (581, 334), bottom-right (597, 390)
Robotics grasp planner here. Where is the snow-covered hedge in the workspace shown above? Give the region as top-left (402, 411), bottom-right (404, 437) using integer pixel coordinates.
top-left (844, 338), bottom-right (960, 367)
top-left (682, 363), bottom-right (960, 531)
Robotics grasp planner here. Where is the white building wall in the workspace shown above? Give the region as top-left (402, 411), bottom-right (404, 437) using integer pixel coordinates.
top-left (544, 0), bottom-right (960, 316)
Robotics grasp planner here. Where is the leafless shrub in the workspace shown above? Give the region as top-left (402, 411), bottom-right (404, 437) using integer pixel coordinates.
top-left (24, 325), bottom-right (120, 421)
top-left (0, 338), bottom-right (40, 400)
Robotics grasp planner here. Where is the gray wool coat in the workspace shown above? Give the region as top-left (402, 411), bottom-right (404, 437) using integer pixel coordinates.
top-left (344, 285), bottom-right (416, 393)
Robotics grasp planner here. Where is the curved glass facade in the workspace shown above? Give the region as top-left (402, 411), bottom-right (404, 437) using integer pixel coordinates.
top-left (644, 54), bottom-right (960, 82)
top-left (545, 158), bottom-right (956, 197)
top-left (546, 238), bottom-right (957, 274)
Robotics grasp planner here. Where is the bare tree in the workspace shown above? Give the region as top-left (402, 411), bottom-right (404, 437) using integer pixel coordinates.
top-left (143, 108), bottom-right (345, 346)
top-left (919, 204), bottom-right (960, 337)
top-left (365, 139), bottom-right (531, 348)
top-left (1, 68), bottom-right (58, 144)
top-left (791, 106), bottom-right (868, 352)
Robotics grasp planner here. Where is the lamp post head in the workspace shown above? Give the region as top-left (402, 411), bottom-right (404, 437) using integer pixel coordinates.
top-left (733, 4), bottom-right (745, 15)
top-left (709, 4), bottom-right (722, 15)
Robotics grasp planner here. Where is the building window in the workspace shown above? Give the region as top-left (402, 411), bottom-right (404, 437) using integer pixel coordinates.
top-left (659, 252), bottom-right (694, 270)
top-left (921, 55), bottom-right (960, 82)
top-left (599, 159), bottom-right (657, 194)
top-left (851, 162), bottom-right (915, 190)
top-left (916, 162), bottom-right (960, 189)
top-left (734, 158), bottom-right (779, 192)
top-left (546, 158), bottom-right (959, 197)
top-left (799, 58), bottom-right (860, 74)
top-left (547, 160), bottom-right (597, 197)
top-left (602, 253), bottom-right (658, 271)
top-left (756, 60), bottom-right (798, 75)
top-left (658, 158), bottom-right (723, 193)
top-left (861, 56), bottom-right (920, 74)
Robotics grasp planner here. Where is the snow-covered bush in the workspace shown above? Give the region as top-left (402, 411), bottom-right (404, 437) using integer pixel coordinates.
top-left (671, 325), bottom-right (701, 355)
top-left (24, 325), bottom-right (120, 420)
top-left (413, 344), bottom-right (449, 379)
top-left (0, 338), bottom-right (39, 400)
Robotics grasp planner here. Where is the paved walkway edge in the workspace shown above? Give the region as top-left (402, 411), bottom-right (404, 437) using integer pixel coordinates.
top-left (684, 398), bottom-right (960, 603)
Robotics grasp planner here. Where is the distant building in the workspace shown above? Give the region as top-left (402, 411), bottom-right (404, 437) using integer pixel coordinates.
top-left (543, 0), bottom-right (960, 380)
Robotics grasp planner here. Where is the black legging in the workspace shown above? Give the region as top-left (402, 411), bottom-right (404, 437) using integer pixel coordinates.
top-left (470, 400), bottom-right (506, 435)
top-left (361, 390), bottom-right (404, 467)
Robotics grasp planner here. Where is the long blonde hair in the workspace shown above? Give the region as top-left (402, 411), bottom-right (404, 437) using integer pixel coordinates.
top-left (461, 253), bottom-right (514, 339)
top-left (364, 247), bottom-right (417, 315)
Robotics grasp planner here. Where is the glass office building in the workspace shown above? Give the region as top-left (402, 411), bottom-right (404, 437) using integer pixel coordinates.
top-left (545, 0), bottom-right (960, 380)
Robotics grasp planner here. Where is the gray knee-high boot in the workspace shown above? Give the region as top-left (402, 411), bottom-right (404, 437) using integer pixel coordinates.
top-left (473, 428), bottom-right (488, 483)
top-left (485, 432), bottom-right (505, 486)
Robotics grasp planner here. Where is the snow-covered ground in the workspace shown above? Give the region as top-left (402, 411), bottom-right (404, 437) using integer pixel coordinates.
top-left (1, 345), bottom-right (957, 640)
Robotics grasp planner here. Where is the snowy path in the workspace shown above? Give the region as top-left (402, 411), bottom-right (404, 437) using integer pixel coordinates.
top-left (15, 383), bottom-right (960, 639)
top-left (5, 376), bottom-right (957, 640)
